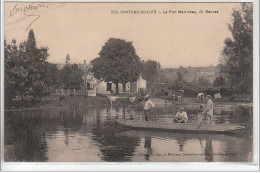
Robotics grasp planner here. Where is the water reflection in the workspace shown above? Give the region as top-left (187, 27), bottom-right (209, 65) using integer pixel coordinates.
top-left (4, 103), bottom-right (252, 162)
top-left (204, 139), bottom-right (213, 162)
top-left (177, 138), bottom-right (186, 152)
top-left (144, 137), bottom-right (152, 161)
top-left (92, 121), bottom-right (140, 161)
top-left (5, 111), bottom-right (48, 162)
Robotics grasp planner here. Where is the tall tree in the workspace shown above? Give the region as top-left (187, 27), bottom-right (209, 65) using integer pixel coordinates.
top-left (91, 38), bottom-right (141, 93)
top-left (65, 54), bottom-right (70, 65)
top-left (4, 30), bottom-right (59, 107)
top-left (20, 30), bottom-right (49, 100)
top-left (60, 64), bottom-right (84, 90)
top-left (221, 3), bottom-right (253, 94)
top-left (141, 60), bottom-right (160, 89)
top-left (5, 30), bottom-right (49, 104)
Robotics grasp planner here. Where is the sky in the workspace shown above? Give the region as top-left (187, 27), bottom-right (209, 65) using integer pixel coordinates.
top-left (4, 2), bottom-right (241, 68)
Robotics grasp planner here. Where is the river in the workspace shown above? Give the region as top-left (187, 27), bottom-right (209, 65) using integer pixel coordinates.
top-left (4, 103), bottom-right (253, 162)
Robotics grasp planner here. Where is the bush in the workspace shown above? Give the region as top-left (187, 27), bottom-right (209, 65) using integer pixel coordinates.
top-left (166, 78), bottom-right (234, 98)
top-left (220, 86), bottom-right (234, 96)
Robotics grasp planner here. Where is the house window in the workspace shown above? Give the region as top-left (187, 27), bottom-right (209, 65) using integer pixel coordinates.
top-left (107, 83), bottom-right (112, 91)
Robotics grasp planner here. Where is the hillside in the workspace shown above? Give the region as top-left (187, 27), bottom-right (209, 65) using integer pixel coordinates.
top-left (158, 66), bottom-right (220, 83)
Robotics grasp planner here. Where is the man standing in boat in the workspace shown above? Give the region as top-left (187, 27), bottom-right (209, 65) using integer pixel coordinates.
top-left (174, 107), bottom-right (188, 123)
top-left (144, 95), bottom-right (155, 121)
top-left (202, 95), bottom-right (214, 124)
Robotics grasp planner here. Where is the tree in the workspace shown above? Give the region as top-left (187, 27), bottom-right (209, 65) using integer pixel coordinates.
top-left (4, 30), bottom-right (50, 105)
top-left (198, 76), bottom-right (211, 87)
top-left (4, 30), bottom-right (60, 108)
top-left (65, 54), bottom-right (70, 65)
top-left (42, 62), bottom-right (62, 90)
top-left (19, 30), bottom-right (49, 101)
top-left (60, 64), bottom-right (84, 90)
top-left (176, 70), bottom-right (184, 81)
top-left (220, 3), bottom-right (253, 94)
top-left (141, 60), bottom-right (160, 88)
top-left (213, 76), bottom-right (226, 87)
top-left (4, 39), bottom-right (21, 107)
top-left (91, 38), bottom-right (141, 93)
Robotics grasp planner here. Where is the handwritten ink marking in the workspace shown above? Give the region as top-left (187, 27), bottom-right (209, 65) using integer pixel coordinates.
top-left (10, 2), bottom-right (47, 17)
top-left (8, 2), bottom-right (67, 32)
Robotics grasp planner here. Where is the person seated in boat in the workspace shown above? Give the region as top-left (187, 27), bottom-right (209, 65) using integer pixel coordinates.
top-left (201, 95), bottom-right (214, 124)
top-left (174, 107), bottom-right (188, 123)
top-left (144, 95), bottom-right (155, 121)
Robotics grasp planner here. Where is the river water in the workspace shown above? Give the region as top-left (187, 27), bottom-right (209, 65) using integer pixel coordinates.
top-left (4, 103), bottom-right (253, 162)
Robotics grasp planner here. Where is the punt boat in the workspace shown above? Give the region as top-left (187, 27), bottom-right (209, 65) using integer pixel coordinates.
top-left (116, 129), bottom-right (243, 141)
top-left (117, 119), bottom-right (245, 133)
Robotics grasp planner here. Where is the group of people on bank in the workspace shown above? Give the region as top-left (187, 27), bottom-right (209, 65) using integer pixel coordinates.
top-left (143, 94), bottom-right (214, 124)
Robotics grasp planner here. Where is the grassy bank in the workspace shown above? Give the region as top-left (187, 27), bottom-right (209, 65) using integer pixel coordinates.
top-left (5, 94), bottom-right (252, 111)
top-left (5, 95), bottom-right (135, 111)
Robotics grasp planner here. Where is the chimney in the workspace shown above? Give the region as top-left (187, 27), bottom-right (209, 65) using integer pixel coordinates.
top-left (84, 60), bottom-right (86, 65)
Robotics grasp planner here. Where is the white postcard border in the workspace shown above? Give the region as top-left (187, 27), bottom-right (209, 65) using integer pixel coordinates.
top-left (1, 0), bottom-right (259, 171)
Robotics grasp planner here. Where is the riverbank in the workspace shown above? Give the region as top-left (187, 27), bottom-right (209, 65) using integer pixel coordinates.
top-left (149, 97), bottom-right (253, 116)
top-left (150, 97), bottom-right (252, 106)
top-left (5, 95), bottom-right (253, 113)
top-left (5, 96), bottom-right (110, 111)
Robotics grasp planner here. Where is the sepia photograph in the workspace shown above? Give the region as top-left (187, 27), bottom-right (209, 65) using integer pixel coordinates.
top-left (1, 0), bottom-right (259, 171)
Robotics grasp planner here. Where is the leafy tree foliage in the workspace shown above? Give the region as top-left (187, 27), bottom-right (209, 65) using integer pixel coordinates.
top-left (198, 76), bottom-right (211, 87)
top-left (213, 76), bottom-right (226, 87)
top-left (5, 31), bottom-right (45, 104)
top-left (60, 64), bottom-right (84, 90)
top-left (168, 71), bottom-right (215, 96)
top-left (65, 54), bottom-right (70, 64)
top-left (91, 38), bottom-right (141, 93)
top-left (167, 68), bottom-right (192, 95)
top-left (42, 62), bottom-right (62, 89)
top-left (176, 70), bottom-right (184, 81)
top-left (141, 60), bottom-right (160, 88)
top-left (221, 3), bottom-right (253, 94)
top-left (4, 30), bottom-right (60, 107)
top-left (5, 40), bottom-right (21, 106)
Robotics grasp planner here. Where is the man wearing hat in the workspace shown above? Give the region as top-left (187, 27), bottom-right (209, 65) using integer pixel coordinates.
top-left (174, 107), bottom-right (188, 123)
top-left (202, 95), bottom-right (214, 124)
top-left (143, 95), bottom-right (155, 121)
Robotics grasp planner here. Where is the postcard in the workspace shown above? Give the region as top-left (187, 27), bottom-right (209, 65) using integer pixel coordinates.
top-left (1, 1), bottom-right (259, 171)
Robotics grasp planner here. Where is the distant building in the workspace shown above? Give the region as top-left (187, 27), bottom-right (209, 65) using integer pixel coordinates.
top-left (94, 76), bottom-right (146, 95)
top-left (80, 60), bottom-right (146, 96)
top-left (55, 61), bottom-right (147, 96)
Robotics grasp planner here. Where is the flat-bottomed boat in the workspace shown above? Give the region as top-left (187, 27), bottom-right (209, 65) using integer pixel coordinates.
top-left (117, 119), bottom-right (245, 133)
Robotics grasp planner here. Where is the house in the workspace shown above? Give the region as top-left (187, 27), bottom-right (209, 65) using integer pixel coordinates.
top-left (81, 61), bottom-right (147, 96)
top-left (95, 76), bottom-right (146, 95)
